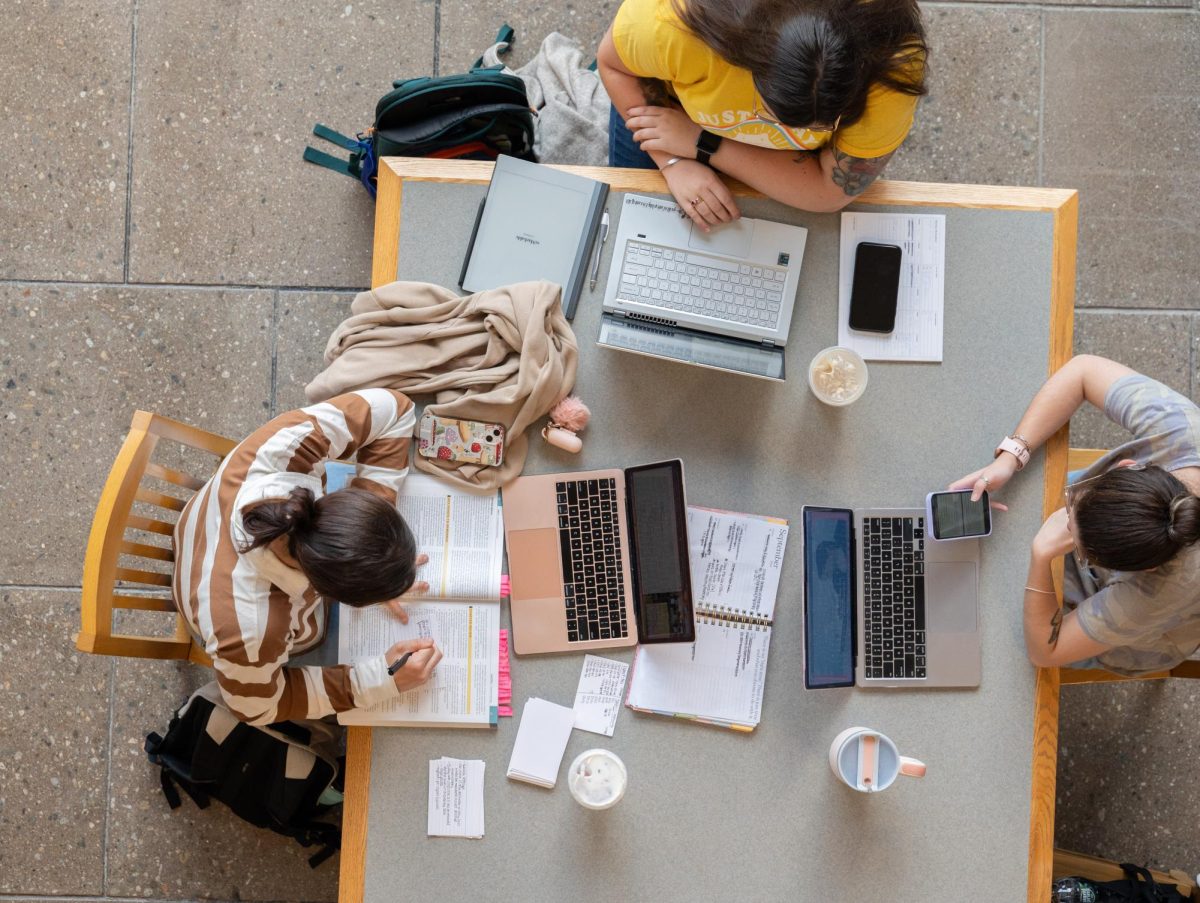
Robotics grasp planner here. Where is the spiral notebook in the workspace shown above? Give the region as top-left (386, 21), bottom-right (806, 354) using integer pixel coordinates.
top-left (625, 506), bottom-right (789, 732)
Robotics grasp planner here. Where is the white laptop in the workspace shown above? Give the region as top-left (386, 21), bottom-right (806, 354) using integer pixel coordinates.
top-left (598, 193), bottom-right (808, 381)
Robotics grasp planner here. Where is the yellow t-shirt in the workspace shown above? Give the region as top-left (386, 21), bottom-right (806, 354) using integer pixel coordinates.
top-left (611, 0), bottom-right (921, 158)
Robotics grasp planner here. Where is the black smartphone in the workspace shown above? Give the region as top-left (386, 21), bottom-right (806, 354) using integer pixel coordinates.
top-left (926, 490), bottom-right (993, 541)
top-left (848, 241), bottom-right (903, 334)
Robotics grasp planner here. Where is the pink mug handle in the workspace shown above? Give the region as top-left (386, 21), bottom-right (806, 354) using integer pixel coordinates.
top-left (899, 756), bottom-right (927, 779)
top-left (543, 425), bottom-right (582, 454)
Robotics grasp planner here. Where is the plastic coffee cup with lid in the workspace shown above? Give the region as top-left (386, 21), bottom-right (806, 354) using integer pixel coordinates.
top-left (567, 749), bottom-right (627, 810)
top-left (808, 346), bottom-right (869, 406)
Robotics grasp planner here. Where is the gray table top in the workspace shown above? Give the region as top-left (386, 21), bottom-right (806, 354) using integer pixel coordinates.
top-left (360, 180), bottom-right (1057, 903)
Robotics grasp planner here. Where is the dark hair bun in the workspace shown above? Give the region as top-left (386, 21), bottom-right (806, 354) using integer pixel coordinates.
top-left (281, 487), bottom-right (316, 534)
top-left (1167, 494), bottom-right (1200, 546)
top-left (238, 486), bottom-right (317, 553)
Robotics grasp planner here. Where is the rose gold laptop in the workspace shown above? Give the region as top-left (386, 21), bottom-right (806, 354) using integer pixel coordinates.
top-left (502, 460), bottom-right (694, 655)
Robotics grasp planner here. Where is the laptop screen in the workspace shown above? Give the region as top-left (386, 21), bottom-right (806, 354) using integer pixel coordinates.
top-left (625, 460), bottom-right (695, 643)
top-left (802, 507), bottom-right (856, 688)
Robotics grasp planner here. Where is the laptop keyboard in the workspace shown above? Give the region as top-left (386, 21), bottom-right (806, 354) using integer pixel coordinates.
top-left (556, 478), bottom-right (628, 643)
top-left (617, 240), bottom-right (787, 329)
top-left (863, 516), bottom-right (927, 679)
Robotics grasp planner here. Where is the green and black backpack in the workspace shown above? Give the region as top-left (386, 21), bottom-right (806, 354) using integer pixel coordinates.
top-left (304, 25), bottom-right (536, 197)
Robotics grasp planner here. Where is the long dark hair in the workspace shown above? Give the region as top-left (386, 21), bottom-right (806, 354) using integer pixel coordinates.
top-left (1073, 465), bottom-right (1200, 571)
top-left (239, 487), bottom-right (418, 606)
top-left (672, 0), bottom-right (928, 130)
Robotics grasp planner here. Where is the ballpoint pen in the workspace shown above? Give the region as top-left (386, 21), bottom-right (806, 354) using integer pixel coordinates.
top-left (589, 210), bottom-right (611, 291)
top-left (387, 650), bottom-right (416, 676)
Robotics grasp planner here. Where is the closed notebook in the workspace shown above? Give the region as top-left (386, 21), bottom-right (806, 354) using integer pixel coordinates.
top-left (506, 698), bottom-right (576, 788)
top-left (460, 154), bottom-right (609, 318)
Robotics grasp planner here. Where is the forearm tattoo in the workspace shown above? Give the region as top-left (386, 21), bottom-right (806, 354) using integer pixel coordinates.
top-left (830, 148), bottom-right (895, 197)
top-left (1047, 608), bottom-right (1064, 647)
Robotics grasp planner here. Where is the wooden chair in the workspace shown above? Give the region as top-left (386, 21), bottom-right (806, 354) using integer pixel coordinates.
top-left (1053, 849), bottom-right (1198, 899)
top-left (1058, 446), bottom-right (1200, 685)
top-left (78, 410), bottom-right (236, 662)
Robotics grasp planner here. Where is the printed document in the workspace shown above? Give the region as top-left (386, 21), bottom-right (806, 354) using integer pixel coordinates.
top-left (837, 211), bottom-right (946, 362)
top-left (337, 472), bottom-right (504, 727)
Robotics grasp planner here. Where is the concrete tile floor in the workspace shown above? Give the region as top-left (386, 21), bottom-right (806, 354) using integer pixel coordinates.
top-left (2, 1), bottom-right (1198, 899)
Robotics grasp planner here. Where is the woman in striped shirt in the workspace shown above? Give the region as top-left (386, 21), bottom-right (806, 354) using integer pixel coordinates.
top-left (172, 388), bottom-right (442, 725)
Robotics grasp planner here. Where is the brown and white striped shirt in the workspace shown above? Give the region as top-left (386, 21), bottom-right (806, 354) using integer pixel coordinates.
top-left (172, 388), bottom-right (415, 724)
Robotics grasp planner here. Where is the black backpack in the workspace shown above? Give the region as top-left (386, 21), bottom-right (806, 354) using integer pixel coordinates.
top-left (145, 683), bottom-right (343, 867)
top-left (303, 24), bottom-right (536, 197)
top-left (1057, 864), bottom-right (1192, 902)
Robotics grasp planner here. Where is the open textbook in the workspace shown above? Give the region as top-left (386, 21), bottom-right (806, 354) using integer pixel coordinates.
top-left (626, 506), bottom-right (789, 732)
top-left (336, 471), bottom-right (504, 727)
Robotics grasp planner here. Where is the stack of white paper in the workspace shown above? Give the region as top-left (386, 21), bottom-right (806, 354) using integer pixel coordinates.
top-left (506, 698), bottom-right (576, 788)
top-left (572, 655), bottom-right (629, 737)
top-left (427, 757), bottom-right (485, 838)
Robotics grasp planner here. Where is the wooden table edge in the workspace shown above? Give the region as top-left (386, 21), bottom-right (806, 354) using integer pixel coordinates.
top-left (343, 159), bottom-right (1079, 903)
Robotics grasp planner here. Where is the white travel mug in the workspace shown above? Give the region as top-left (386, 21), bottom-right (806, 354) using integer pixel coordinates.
top-left (829, 727), bottom-right (926, 793)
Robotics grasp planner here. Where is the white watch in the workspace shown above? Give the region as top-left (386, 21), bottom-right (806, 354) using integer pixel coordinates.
top-left (994, 436), bottom-right (1031, 470)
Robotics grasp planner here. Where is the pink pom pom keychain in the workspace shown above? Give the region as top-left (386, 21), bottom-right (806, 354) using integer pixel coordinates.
top-left (542, 395), bottom-right (590, 454)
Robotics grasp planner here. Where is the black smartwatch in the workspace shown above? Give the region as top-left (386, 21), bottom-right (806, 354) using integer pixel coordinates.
top-left (695, 130), bottom-right (722, 166)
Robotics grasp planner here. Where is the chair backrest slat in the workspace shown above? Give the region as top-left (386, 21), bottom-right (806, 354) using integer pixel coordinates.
top-left (120, 538), bottom-right (174, 562)
top-left (126, 514), bottom-right (177, 537)
top-left (79, 410), bottom-right (236, 661)
top-left (115, 566), bottom-right (174, 588)
top-left (145, 461), bottom-right (207, 491)
top-left (134, 486), bottom-right (187, 512)
top-left (112, 594), bottom-right (177, 613)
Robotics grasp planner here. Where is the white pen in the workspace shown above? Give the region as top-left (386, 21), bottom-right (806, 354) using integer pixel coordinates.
top-left (589, 210), bottom-right (611, 291)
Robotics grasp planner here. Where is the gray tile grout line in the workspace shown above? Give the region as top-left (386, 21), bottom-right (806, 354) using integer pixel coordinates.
top-left (1038, 9), bottom-right (1046, 186)
top-left (270, 290), bottom-right (280, 417)
top-left (0, 583), bottom-right (85, 591)
top-left (2, 277), bottom-right (366, 294)
top-left (432, 0), bottom-right (441, 76)
top-left (925, 0), bottom-right (1194, 10)
top-left (1190, 313), bottom-right (1196, 399)
top-left (0, 896), bottom-right (309, 903)
top-left (122, 0), bottom-right (139, 284)
top-left (101, 657), bottom-right (115, 896)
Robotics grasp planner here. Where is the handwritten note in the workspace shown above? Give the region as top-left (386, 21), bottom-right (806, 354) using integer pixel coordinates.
top-left (572, 655), bottom-right (629, 736)
top-left (428, 757), bottom-right (485, 838)
top-left (837, 211), bottom-right (946, 362)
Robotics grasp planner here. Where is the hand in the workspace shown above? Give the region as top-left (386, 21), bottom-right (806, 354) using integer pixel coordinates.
top-left (385, 553), bottom-right (430, 624)
top-left (1031, 508), bottom-right (1074, 561)
top-left (661, 160), bottom-right (740, 232)
top-left (948, 456), bottom-right (1018, 510)
top-left (625, 105), bottom-right (703, 160)
top-left (386, 638), bottom-right (442, 693)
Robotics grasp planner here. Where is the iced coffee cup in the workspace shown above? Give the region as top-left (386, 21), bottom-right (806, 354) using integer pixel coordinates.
top-left (567, 749), bottom-right (627, 810)
top-left (808, 346), bottom-right (869, 406)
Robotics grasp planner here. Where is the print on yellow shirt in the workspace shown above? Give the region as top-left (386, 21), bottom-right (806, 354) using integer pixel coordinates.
top-left (612, 0), bottom-right (920, 159)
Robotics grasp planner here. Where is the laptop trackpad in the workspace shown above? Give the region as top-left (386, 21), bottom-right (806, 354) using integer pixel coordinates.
top-left (507, 528), bottom-right (562, 600)
top-left (925, 562), bottom-right (978, 633)
top-left (688, 218), bottom-right (755, 258)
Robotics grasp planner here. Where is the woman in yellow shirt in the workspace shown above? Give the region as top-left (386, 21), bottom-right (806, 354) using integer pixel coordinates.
top-left (598, 0), bottom-right (928, 228)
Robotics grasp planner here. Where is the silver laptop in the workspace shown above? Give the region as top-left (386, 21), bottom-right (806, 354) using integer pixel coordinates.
top-left (802, 506), bottom-right (981, 689)
top-left (598, 194), bottom-right (808, 382)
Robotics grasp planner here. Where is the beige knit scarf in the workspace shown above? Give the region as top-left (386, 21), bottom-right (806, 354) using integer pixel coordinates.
top-left (306, 280), bottom-right (577, 490)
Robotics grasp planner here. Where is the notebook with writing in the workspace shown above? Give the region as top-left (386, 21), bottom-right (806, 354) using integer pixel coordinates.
top-left (625, 507), bottom-right (789, 732)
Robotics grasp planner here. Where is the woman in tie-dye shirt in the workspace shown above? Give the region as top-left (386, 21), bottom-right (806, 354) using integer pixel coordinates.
top-left (951, 355), bottom-right (1200, 676)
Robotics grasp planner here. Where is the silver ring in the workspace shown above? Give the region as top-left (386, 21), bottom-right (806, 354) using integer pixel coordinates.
top-left (981, 477), bottom-right (991, 485)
